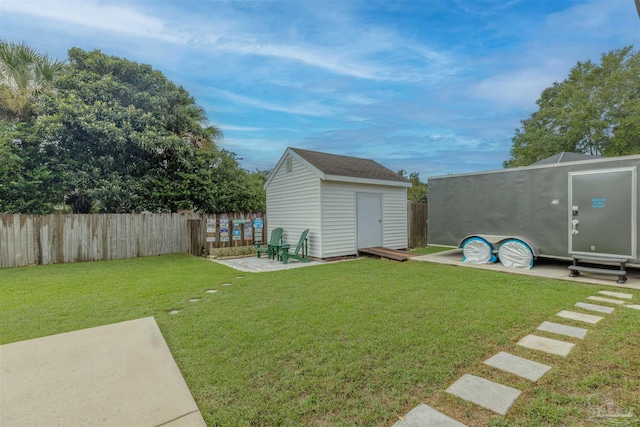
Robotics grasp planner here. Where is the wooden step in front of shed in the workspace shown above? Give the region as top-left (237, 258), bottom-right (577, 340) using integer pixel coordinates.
top-left (358, 247), bottom-right (415, 261)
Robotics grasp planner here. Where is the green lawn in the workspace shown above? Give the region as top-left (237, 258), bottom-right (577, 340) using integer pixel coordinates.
top-left (1, 255), bottom-right (638, 426)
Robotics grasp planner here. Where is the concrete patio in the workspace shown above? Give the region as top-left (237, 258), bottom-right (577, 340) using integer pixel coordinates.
top-left (0, 317), bottom-right (205, 427)
top-left (412, 249), bottom-right (640, 290)
top-left (211, 255), bottom-right (325, 272)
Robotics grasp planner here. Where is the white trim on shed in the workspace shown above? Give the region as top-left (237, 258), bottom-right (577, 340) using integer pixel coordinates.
top-left (266, 153), bottom-right (322, 257)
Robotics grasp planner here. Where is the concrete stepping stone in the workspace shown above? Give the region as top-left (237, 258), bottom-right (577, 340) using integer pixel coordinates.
top-left (222, 283), bottom-right (232, 286)
top-left (391, 403), bottom-right (468, 427)
top-left (537, 321), bottom-right (587, 339)
top-left (205, 289), bottom-right (218, 294)
top-left (575, 302), bottom-right (614, 314)
top-left (599, 290), bottom-right (633, 299)
top-left (587, 296), bottom-right (625, 305)
top-left (484, 351), bottom-right (551, 382)
top-left (557, 310), bottom-right (603, 324)
top-left (446, 374), bottom-right (521, 415)
top-left (169, 310), bottom-right (180, 315)
top-left (517, 334), bottom-right (574, 356)
top-left (625, 304), bottom-right (640, 310)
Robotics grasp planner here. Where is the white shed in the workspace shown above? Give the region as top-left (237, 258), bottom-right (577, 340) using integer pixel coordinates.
top-left (264, 147), bottom-right (411, 259)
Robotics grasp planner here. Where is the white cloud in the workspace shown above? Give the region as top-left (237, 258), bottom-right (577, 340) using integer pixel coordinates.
top-left (209, 39), bottom-right (386, 81)
top-left (2, 0), bottom-right (186, 43)
top-left (204, 37), bottom-right (456, 83)
top-left (544, 0), bottom-right (634, 35)
top-left (468, 0), bottom-right (636, 110)
top-left (176, 2), bottom-right (458, 83)
top-left (469, 69), bottom-right (557, 110)
top-left (343, 95), bottom-right (378, 106)
top-left (221, 138), bottom-right (292, 167)
top-left (454, 0), bottom-right (523, 16)
top-left (212, 89), bottom-right (340, 118)
top-left (3, 0), bottom-right (459, 84)
top-left (219, 124), bottom-right (265, 132)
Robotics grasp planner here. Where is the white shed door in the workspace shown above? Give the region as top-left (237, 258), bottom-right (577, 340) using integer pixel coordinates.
top-left (357, 193), bottom-right (382, 248)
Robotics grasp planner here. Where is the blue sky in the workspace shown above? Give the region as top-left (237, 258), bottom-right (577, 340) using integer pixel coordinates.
top-left (1, 0), bottom-right (638, 179)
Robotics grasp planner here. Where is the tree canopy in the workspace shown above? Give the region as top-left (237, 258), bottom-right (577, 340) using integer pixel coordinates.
top-left (0, 44), bottom-right (266, 214)
top-left (504, 46), bottom-right (640, 167)
top-left (397, 170), bottom-right (428, 203)
top-left (0, 39), bottom-right (64, 121)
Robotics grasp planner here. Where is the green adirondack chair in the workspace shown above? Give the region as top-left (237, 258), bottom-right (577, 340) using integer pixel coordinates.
top-left (256, 227), bottom-right (283, 259)
top-left (279, 229), bottom-right (310, 264)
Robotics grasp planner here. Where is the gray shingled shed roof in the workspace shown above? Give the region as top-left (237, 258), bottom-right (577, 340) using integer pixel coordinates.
top-left (290, 147), bottom-right (410, 183)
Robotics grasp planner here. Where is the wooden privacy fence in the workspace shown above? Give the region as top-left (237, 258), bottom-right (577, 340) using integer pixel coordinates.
top-left (2, 206), bottom-right (424, 268)
top-left (0, 212), bottom-right (264, 268)
top-left (408, 202), bottom-right (428, 248)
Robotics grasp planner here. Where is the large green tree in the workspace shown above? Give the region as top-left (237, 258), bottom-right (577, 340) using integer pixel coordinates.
top-left (2, 44), bottom-right (266, 214)
top-left (505, 46), bottom-right (640, 167)
top-left (0, 40), bottom-right (64, 213)
top-left (0, 119), bottom-right (63, 213)
top-left (35, 47), bottom-right (223, 212)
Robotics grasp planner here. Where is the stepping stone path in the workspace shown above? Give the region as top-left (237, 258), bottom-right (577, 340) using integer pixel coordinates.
top-left (169, 310), bottom-right (180, 315)
top-left (391, 403), bottom-right (467, 427)
top-left (394, 289), bottom-right (635, 425)
top-left (446, 374), bottom-right (521, 415)
top-left (188, 298), bottom-right (200, 303)
top-left (222, 283), bottom-right (232, 286)
top-left (484, 351), bottom-right (550, 382)
top-left (599, 290), bottom-right (632, 299)
top-left (517, 334), bottom-right (574, 356)
top-left (587, 296), bottom-right (625, 305)
top-left (575, 302), bottom-right (615, 314)
top-left (556, 310), bottom-right (603, 324)
top-left (205, 289), bottom-right (218, 294)
top-left (537, 321), bottom-right (587, 339)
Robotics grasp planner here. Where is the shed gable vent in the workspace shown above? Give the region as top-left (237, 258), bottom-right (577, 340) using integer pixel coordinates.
top-left (286, 156), bottom-right (293, 172)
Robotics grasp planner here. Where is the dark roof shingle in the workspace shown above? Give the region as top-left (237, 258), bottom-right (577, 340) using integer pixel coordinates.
top-left (290, 148), bottom-right (409, 183)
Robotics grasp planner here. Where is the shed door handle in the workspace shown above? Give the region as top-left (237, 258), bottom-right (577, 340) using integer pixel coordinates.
top-left (571, 219), bottom-right (580, 235)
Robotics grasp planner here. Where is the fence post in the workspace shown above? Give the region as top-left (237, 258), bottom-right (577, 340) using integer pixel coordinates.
top-left (188, 219), bottom-right (204, 256)
top-left (407, 202), bottom-right (428, 248)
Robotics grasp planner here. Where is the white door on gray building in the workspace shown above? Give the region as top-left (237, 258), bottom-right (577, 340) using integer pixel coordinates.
top-left (357, 193), bottom-right (382, 248)
top-left (569, 167), bottom-right (637, 259)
